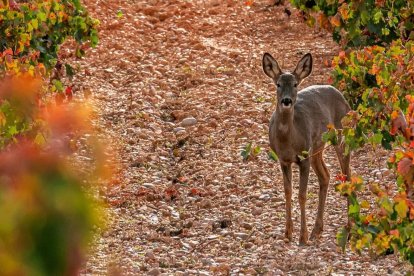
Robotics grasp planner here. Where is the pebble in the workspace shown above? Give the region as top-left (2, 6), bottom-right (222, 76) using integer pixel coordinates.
top-left (173, 127), bottom-right (186, 133)
top-left (147, 268), bottom-right (161, 276)
top-left (259, 193), bottom-right (271, 201)
top-left (145, 251), bottom-right (155, 261)
top-left (180, 117), bottom-right (197, 127)
top-left (252, 207), bottom-right (262, 216)
top-left (234, 232), bottom-right (249, 240)
top-left (142, 183), bottom-right (155, 189)
top-left (201, 258), bottom-right (214, 266)
top-left (244, 242), bottom-right (254, 249)
top-left (241, 222), bottom-right (253, 230)
top-left (175, 130), bottom-right (186, 136)
top-left (199, 199), bottom-right (212, 209)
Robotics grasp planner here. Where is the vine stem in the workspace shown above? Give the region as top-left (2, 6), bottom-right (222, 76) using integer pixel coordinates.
top-left (298, 143), bottom-right (334, 161)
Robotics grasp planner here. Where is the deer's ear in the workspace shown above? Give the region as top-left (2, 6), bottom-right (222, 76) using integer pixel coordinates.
top-left (293, 53), bottom-right (312, 83)
top-left (263, 53), bottom-right (282, 80)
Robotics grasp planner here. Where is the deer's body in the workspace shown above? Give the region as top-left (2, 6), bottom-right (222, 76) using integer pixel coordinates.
top-left (263, 53), bottom-right (351, 245)
top-left (269, 85), bottom-right (350, 163)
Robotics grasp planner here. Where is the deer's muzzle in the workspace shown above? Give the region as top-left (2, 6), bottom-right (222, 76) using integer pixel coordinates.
top-left (281, 98), bottom-right (293, 107)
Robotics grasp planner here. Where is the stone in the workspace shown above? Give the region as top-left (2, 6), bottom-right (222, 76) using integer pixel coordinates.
top-left (199, 199), bottom-right (212, 209)
top-left (252, 207), bottom-right (262, 216)
top-left (147, 268), bottom-right (161, 276)
top-left (180, 117), bottom-right (197, 127)
top-left (173, 127), bottom-right (186, 133)
top-left (142, 183), bottom-right (155, 189)
top-left (234, 232), bottom-right (249, 240)
top-left (241, 222), bottom-right (253, 230)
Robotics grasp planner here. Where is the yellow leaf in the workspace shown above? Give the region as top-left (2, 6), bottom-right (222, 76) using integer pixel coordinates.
top-left (327, 123), bottom-right (335, 129)
top-left (0, 112), bottom-right (6, 126)
top-left (31, 18), bottom-right (38, 29)
top-left (395, 200), bottom-right (408, 218)
top-left (34, 133), bottom-right (46, 146)
top-left (338, 4), bottom-right (349, 20)
top-left (351, 175), bottom-right (363, 185)
top-left (360, 200), bottom-right (370, 209)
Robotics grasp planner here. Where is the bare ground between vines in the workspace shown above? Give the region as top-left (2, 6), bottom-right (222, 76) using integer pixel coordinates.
top-left (72, 0), bottom-right (411, 274)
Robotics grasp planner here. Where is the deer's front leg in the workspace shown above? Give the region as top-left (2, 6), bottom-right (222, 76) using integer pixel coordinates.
top-left (298, 160), bottom-right (310, 245)
top-left (280, 163), bottom-right (293, 241)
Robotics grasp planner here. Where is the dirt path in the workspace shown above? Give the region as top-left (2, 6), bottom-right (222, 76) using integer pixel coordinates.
top-left (76, 0), bottom-right (407, 274)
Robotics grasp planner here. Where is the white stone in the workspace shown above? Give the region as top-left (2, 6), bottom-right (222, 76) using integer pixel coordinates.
top-left (180, 117), bottom-right (197, 127)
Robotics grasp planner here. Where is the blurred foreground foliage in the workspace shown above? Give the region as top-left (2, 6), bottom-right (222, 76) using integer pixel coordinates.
top-left (0, 0), bottom-right (109, 275)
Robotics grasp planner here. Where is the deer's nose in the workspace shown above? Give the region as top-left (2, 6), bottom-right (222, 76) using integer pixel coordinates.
top-left (281, 98), bottom-right (293, 107)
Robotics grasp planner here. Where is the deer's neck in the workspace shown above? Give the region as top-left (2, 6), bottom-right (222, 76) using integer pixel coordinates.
top-left (276, 106), bottom-right (295, 137)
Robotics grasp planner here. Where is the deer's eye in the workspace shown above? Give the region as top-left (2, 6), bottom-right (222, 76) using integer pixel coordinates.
top-left (294, 83), bottom-right (298, 87)
top-left (276, 83), bottom-right (281, 88)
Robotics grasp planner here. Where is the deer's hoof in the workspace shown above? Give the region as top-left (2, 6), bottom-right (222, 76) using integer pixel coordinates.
top-left (299, 231), bottom-right (308, 246)
top-left (310, 228), bottom-right (323, 240)
top-left (284, 231), bottom-right (292, 241)
top-left (299, 238), bottom-right (309, 246)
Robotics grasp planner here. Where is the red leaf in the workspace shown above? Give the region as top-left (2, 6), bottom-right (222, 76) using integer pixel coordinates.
top-left (9, 0), bottom-right (19, 10)
top-left (3, 48), bottom-right (13, 56)
top-left (336, 173), bottom-right (347, 182)
top-left (164, 186), bottom-right (180, 200)
top-left (389, 229), bottom-right (400, 238)
top-left (65, 86), bottom-right (73, 101)
top-left (176, 176), bottom-right (187, 183)
top-left (245, 0), bottom-right (254, 6)
top-left (189, 188), bottom-right (203, 197)
top-left (398, 157), bottom-right (412, 175)
top-left (390, 110), bottom-right (407, 135)
top-left (135, 188), bottom-right (149, 197)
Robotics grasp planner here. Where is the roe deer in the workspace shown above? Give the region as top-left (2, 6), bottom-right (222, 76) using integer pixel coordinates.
top-left (262, 53), bottom-right (351, 245)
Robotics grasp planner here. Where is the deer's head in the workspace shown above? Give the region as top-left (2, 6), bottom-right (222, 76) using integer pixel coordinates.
top-left (262, 53), bottom-right (313, 111)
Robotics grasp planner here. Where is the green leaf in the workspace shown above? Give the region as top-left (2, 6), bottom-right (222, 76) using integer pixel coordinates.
top-left (90, 30), bottom-right (99, 47)
top-left (373, 10), bottom-right (383, 24)
top-left (336, 227), bottom-right (349, 252)
top-left (349, 202), bottom-right (360, 215)
top-left (367, 225), bottom-right (379, 234)
top-left (52, 80), bottom-right (64, 92)
top-left (65, 64), bottom-right (75, 78)
top-left (117, 10), bottom-right (123, 19)
top-left (371, 133), bottom-right (383, 145)
top-left (268, 150), bottom-right (278, 162)
top-left (252, 145), bottom-right (261, 156)
top-left (8, 125), bottom-right (18, 136)
top-left (380, 198), bottom-right (393, 214)
top-left (241, 142), bottom-right (252, 161)
top-left (322, 129), bottom-right (338, 145)
top-left (38, 12), bottom-right (47, 22)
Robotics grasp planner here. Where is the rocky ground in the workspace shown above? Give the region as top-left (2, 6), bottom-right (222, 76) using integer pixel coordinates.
top-left (74, 0), bottom-right (410, 274)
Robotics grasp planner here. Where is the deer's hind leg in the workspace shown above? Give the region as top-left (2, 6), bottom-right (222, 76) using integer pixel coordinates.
top-left (334, 139), bottom-right (352, 229)
top-left (298, 159), bottom-right (311, 245)
top-left (334, 131), bottom-right (351, 180)
top-left (310, 147), bottom-right (330, 240)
